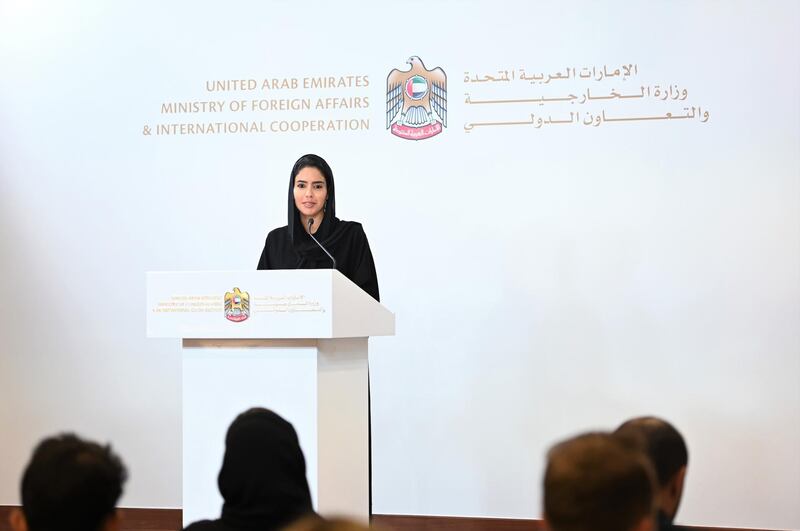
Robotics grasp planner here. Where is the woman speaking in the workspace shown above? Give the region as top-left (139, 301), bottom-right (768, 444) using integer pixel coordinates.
top-left (257, 154), bottom-right (380, 301)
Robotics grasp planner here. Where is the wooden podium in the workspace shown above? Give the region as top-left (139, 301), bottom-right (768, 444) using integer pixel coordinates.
top-left (146, 270), bottom-right (395, 526)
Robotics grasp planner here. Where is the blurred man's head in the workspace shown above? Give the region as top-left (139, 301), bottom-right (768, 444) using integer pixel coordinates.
top-left (544, 432), bottom-right (657, 531)
top-left (10, 433), bottom-right (127, 531)
top-left (615, 417), bottom-right (688, 521)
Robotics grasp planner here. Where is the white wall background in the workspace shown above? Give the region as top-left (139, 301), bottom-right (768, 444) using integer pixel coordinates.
top-left (1, 1), bottom-right (798, 528)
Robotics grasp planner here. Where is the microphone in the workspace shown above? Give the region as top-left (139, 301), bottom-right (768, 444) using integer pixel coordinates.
top-left (307, 218), bottom-right (337, 270)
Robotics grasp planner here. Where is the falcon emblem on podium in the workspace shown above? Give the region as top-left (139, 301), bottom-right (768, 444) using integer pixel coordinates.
top-left (386, 56), bottom-right (447, 140)
top-left (224, 287), bottom-right (250, 322)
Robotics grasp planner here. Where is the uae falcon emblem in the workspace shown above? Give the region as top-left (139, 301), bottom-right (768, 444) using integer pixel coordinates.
top-left (224, 287), bottom-right (250, 322)
top-left (386, 56), bottom-right (447, 140)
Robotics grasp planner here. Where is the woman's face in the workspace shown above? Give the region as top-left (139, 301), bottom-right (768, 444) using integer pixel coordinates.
top-left (293, 166), bottom-right (328, 219)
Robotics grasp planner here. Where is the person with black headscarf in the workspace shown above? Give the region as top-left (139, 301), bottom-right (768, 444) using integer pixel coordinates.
top-left (183, 408), bottom-right (317, 531)
top-left (257, 154), bottom-right (380, 302)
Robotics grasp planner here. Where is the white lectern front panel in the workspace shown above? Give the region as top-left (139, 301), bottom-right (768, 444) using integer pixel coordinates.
top-left (182, 342), bottom-right (319, 525)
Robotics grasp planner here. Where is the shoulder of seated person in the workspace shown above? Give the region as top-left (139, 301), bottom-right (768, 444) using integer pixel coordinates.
top-left (182, 520), bottom-right (222, 531)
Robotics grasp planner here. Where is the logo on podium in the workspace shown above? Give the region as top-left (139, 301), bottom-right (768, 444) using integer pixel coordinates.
top-left (386, 56), bottom-right (447, 140)
top-left (224, 287), bottom-right (250, 322)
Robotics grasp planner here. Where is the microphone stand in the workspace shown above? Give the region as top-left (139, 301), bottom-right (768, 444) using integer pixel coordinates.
top-left (307, 218), bottom-right (337, 270)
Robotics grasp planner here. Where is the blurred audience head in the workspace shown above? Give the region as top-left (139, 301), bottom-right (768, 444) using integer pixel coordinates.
top-left (615, 416), bottom-right (688, 522)
top-left (11, 433), bottom-right (127, 531)
top-left (543, 432), bottom-right (656, 531)
top-left (216, 407), bottom-right (314, 530)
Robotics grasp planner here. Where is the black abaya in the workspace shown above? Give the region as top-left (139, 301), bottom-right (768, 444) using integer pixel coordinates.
top-left (257, 157), bottom-right (380, 302)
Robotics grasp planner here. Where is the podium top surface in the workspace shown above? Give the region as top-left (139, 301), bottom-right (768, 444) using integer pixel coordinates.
top-left (146, 270), bottom-right (394, 339)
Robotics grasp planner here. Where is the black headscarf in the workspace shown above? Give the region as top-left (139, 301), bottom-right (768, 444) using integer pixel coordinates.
top-left (288, 154), bottom-right (359, 265)
top-left (217, 408), bottom-right (314, 530)
top-left (288, 154), bottom-right (335, 252)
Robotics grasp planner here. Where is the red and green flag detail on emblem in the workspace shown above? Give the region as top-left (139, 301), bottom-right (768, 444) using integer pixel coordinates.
top-left (405, 75), bottom-right (428, 100)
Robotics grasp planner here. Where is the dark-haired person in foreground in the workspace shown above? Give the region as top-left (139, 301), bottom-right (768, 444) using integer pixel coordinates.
top-left (9, 433), bottom-right (127, 531)
top-left (183, 407), bottom-right (316, 531)
top-left (615, 416), bottom-right (689, 531)
top-left (543, 432), bottom-right (657, 531)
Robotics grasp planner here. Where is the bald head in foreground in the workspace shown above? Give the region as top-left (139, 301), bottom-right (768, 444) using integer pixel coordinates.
top-left (615, 417), bottom-right (689, 531)
top-left (543, 432), bottom-right (657, 531)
